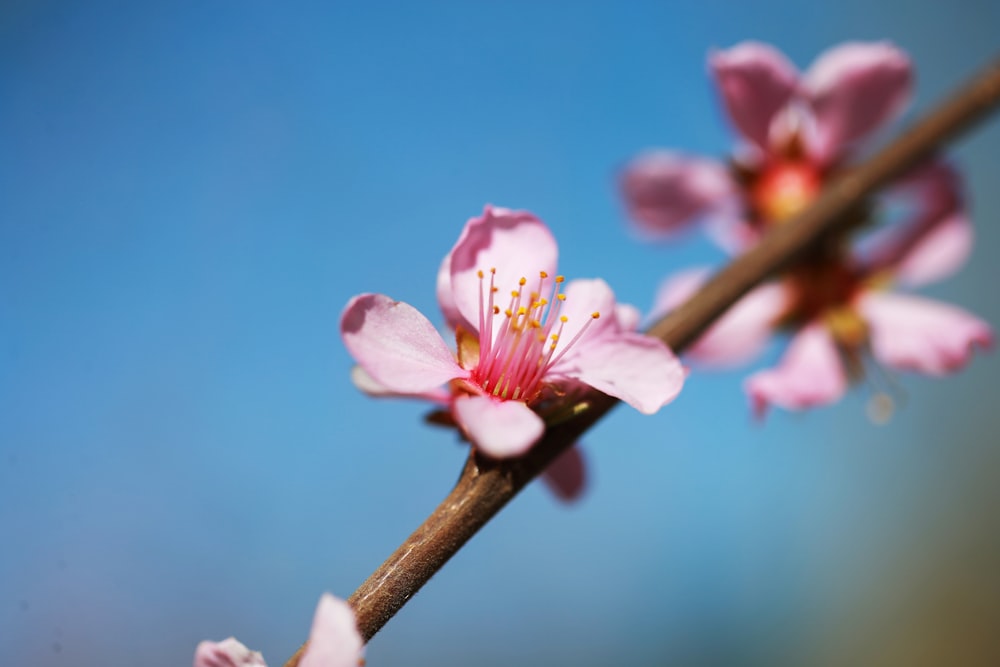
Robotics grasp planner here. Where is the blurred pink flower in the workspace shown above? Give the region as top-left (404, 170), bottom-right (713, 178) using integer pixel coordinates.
top-left (620, 41), bottom-right (912, 244)
top-left (194, 594), bottom-right (363, 667)
top-left (654, 161), bottom-right (992, 416)
top-left (342, 205), bottom-right (685, 462)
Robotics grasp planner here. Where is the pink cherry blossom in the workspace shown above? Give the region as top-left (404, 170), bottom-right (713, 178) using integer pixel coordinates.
top-left (620, 41), bottom-right (913, 245)
top-left (342, 205), bottom-right (685, 459)
top-left (652, 161), bottom-right (991, 417)
top-left (194, 594), bottom-right (363, 667)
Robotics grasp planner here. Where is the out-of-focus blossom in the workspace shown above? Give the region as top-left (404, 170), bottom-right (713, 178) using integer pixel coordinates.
top-left (620, 41), bottom-right (912, 245)
top-left (194, 594), bottom-right (363, 667)
top-left (342, 205), bottom-right (685, 462)
top-left (654, 161), bottom-right (992, 417)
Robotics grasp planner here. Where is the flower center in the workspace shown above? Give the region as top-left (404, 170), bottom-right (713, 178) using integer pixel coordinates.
top-left (470, 269), bottom-right (599, 403)
top-left (751, 160), bottom-right (822, 225)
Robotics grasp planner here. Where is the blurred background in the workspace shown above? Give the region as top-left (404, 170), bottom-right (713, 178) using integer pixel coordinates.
top-left (2, 2), bottom-right (999, 666)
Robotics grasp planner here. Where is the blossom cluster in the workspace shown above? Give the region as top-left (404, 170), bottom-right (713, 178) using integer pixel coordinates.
top-left (621, 41), bottom-right (992, 416)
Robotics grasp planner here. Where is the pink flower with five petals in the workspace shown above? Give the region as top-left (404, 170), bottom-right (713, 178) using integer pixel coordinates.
top-left (653, 160), bottom-right (992, 417)
top-left (620, 41), bottom-right (914, 246)
top-left (342, 205), bottom-right (685, 460)
top-left (194, 594), bottom-right (363, 667)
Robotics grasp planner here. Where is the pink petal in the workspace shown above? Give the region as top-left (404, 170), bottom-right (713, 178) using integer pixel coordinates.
top-left (194, 638), bottom-right (267, 667)
top-left (614, 303), bottom-right (642, 333)
top-left (341, 293), bottom-right (468, 393)
top-left (894, 211), bottom-right (973, 287)
top-left (541, 445), bottom-right (587, 502)
top-left (709, 42), bottom-right (799, 151)
top-left (802, 41), bottom-right (912, 163)
top-left (349, 365), bottom-right (451, 403)
top-left (558, 332), bottom-right (685, 414)
top-left (652, 269), bottom-right (789, 368)
top-left (745, 324), bottom-right (848, 417)
top-left (300, 594), bottom-right (364, 667)
top-left (705, 215), bottom-right (762, 255)
top-left (447, 205), bottom-right (558, 339)
top-left (858, 291), bottom-right (993, 375)
top-left (554, 278), bottom-right (621, 346)
top-left (435, 252), bottom-right (466, 330)
top-left (452, 394), bottom-right (545, 458)
top-left (619, 151), bottom-right (736, 237)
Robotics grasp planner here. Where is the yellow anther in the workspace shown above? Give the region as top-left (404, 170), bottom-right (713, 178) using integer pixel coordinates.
top-left (557, 294), bottom-right (566, 301)
top-left (530, 320), bottom-right (541, 328)
top-left (517, 306), bottom-right (527, 316)
top-left (519, 277), bottom-right (527, 286)
top-left (591, 312), bottom-right (600, 319)
top-left (504, 309), bottom-right (513, 317)
top-left (477, 270), bottom-right (484, 278)
top-left (550, 334), bottom-right (559, 341)
top-left (555, 275), bottom-right (565, 283)
top-left (539, 298), bottom-right (548, 306)
top-left (490, 267), bottom-right (496, 274)
top-left (560, 315), bottom-right (568, 323)
top-left (493, 306), bottom-right (500, 314)
top-left (491, 287), bottom-right (498, 293)
top-left (511, 290), bottom-right (520, 298)
top-left (540, 271), bottom-right (548, 279)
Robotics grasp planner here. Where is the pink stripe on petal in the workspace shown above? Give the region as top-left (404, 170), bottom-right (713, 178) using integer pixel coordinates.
top-left (341, 294), bottom-right (467, 393)
top-left (541, 445), bottom-right (587, 502)
top-left (803, 41), bottom-right (912, 163)
top-left (300, 594), bottom-right (364, 667)
top-left (745, 324), bottom-right (847, 417)
top-left (858, 292), bottom-right (993, 375)
top-left (453, 395), bottom-right (545, 458)
top-left (619, 151), bottom-right (736, 237)
top-left (710, 42), bottom-right (799, 151)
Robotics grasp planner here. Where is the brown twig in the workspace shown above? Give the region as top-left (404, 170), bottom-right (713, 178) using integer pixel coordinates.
top-left (284, 54), bottom-right (1000, 666)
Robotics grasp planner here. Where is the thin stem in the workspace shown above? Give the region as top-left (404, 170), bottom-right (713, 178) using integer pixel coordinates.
top-left (284, 54), bottom-right (1000, 666)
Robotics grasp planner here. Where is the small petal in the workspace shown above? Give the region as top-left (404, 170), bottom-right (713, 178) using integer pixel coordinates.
top-left (541, 445), bottom-right (587, 502)
top-left (560, 332), bottom-right (685, 414)
top-left (710, 42), bottom-right (799, 151)
top-left (341, 294), bottom-right (468, 393)
top-left (619, 151), bottom-right (736, 237)
top-left (447, 205), bottom-right (558, 338)
top-left (745, 324), bottom-right (848, 417)
top-left (802, 41), bottom-right (912, 163)
top-left (453, 394), bottom-right (545, 458)
top-left (194, 638), bottom-right (267, 667)
top-left (652, 269), bottom-right (789, 367)
top-left (349, 365), bottom-right (451, 403)
top-left (894, 211), bottom-right (973, 287)
top-left (858, 291), bottom-right (993, 375)
top-left (300, 594), bottom-right (364, 667)
top-left (614, 303), bottom-right (642, 333)
top-left (435, 253), bottom-right (466, 330)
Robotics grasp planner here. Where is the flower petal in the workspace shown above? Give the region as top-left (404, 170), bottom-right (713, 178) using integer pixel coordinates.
top-left (447, 205), bottom-right (558, 339)
top-left (558, 332), bottom-right (685, 414)
top-left (349, 365), bottom-right (451, 403)
top-left (541, 445), bottom-right (587, 502)
top-left (858, 291), bottom-right (993, 375)
top-left (194, 638), bottom-right (267, 667)
top-left (709, 42), bottom-right (799, 151)
top-left (894, 211), bottom-right (973, 287)
top-left (554, 278), bottom-right (621, 346)
top-left (453, 395), bottom-right (545, 458)
top-left (341, 293), bottom-right (468, 393)
top-left (802, 41), bottom-right (912, 163)
top-left (619, 151), bottom-right (736, 237)
top-left (652, 269), bottom-right (789, 368)
top-left (745, 324), bottom-right (848, 417)
top-left (300, 594), bottom-right (364, 667)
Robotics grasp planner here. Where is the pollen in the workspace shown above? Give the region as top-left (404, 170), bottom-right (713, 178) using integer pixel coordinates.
top-left (470, 267), bottom-right (601, 404)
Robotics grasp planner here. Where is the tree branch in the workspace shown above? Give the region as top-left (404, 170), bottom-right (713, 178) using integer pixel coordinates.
top-left (284, 54), bottom-right (1000, 666)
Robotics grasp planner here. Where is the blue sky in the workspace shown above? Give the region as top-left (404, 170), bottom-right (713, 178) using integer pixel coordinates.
top-left (2, 2), bottom-right (999, 666)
